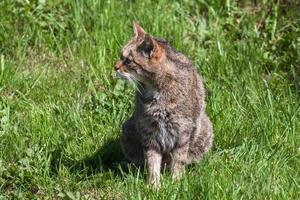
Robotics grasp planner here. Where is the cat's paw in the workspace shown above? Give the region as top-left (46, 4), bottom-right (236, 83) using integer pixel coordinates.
top-left (147, 178), bottom-right (161, 190)
top-left (171, 167), bottom-right (185, 181)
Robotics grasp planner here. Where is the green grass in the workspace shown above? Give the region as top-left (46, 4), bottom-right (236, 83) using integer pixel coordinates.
top-left (0, 0), bottom-right (300, 199)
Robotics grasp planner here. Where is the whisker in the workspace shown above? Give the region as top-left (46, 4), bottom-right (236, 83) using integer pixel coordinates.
top-left (130, 75), bottom-right (145, 89)
top-left (133, 78), bottom-right (145, 91)
top-left (129, 75), bottom-right (143, 95)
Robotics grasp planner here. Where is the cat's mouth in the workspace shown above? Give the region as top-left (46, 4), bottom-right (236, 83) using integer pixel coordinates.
top-left (116, 69), bottom-right (147, 87)
top-left (116, 69), bottom-right (131, 80)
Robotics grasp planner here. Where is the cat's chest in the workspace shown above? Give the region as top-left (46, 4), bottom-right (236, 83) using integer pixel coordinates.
top-left (154, 121), bottom-right (176, 152)
top-left (139, 105), bottom-right (176, 152)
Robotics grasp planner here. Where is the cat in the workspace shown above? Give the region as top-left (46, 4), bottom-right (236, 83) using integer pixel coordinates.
top-left (115, 22), bottom-right (213, 187)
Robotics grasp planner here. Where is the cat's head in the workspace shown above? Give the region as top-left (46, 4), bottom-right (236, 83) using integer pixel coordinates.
top-left (115, 22), bottom-right (167, 85)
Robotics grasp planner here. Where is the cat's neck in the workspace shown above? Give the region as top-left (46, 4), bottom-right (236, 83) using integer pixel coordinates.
top-left (137, 82), bottom-right (158, 103)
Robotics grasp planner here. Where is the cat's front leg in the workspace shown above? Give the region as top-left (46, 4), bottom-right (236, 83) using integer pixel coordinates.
top-left (144, 149), bottom-right (162, 188)
top-left (170, 144), bottom-right (189, 180)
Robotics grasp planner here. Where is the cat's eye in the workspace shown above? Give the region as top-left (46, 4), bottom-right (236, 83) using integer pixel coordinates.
top-left (123, 57), bottom-right (132, 65)
top-left (120, 53), bottom-right (134, 67)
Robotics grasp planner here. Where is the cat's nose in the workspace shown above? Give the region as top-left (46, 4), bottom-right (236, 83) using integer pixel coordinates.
top-left (115, 60), bottom-right (123, 70)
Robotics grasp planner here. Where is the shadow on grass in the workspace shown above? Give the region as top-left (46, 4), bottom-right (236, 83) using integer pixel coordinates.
top-left (50, 138), bottom-right (143, 178)
top-left (49, 137), bottom-right (207, 180)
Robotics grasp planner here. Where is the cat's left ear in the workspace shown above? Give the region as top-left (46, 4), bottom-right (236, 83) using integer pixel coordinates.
top-left (143, 34), bottom-right (164, 60)
top-left (133, 21), bottom-right (146, 39)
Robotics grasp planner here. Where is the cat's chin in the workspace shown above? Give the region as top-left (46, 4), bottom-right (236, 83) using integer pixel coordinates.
top-left (116, 71), bottom-right (130, 81)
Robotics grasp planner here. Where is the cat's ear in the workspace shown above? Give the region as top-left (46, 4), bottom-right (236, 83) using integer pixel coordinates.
top-left (143, 34), bottom-right (164, 60)
top-left (133, 21), bottom-right (146, 39)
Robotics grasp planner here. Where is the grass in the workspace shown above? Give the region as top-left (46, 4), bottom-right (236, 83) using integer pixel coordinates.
top-left (0, 0), bottom-right (299, 199)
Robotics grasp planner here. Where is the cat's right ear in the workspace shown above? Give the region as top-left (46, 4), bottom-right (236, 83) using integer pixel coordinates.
top-left (133, 21), bottom-right (146, 39)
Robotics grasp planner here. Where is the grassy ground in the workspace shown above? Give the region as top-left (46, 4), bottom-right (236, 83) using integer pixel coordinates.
top-left (0, 0), bottom-right (299, 199)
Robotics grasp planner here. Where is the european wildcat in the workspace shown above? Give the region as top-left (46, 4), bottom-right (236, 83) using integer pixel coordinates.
top-left (115, 22), bottom-right (213, 187)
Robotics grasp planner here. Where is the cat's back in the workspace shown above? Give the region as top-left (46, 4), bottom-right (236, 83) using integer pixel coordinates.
top-left (166, 50), bottom-right (206, 115)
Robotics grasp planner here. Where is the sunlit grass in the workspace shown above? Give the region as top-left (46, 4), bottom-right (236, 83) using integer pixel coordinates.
top-left (0, 0), bottom-right (299, 199)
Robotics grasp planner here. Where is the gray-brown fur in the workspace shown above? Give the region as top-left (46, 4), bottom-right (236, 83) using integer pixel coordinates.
top-left (115, 22), bottom-right (213, 187)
